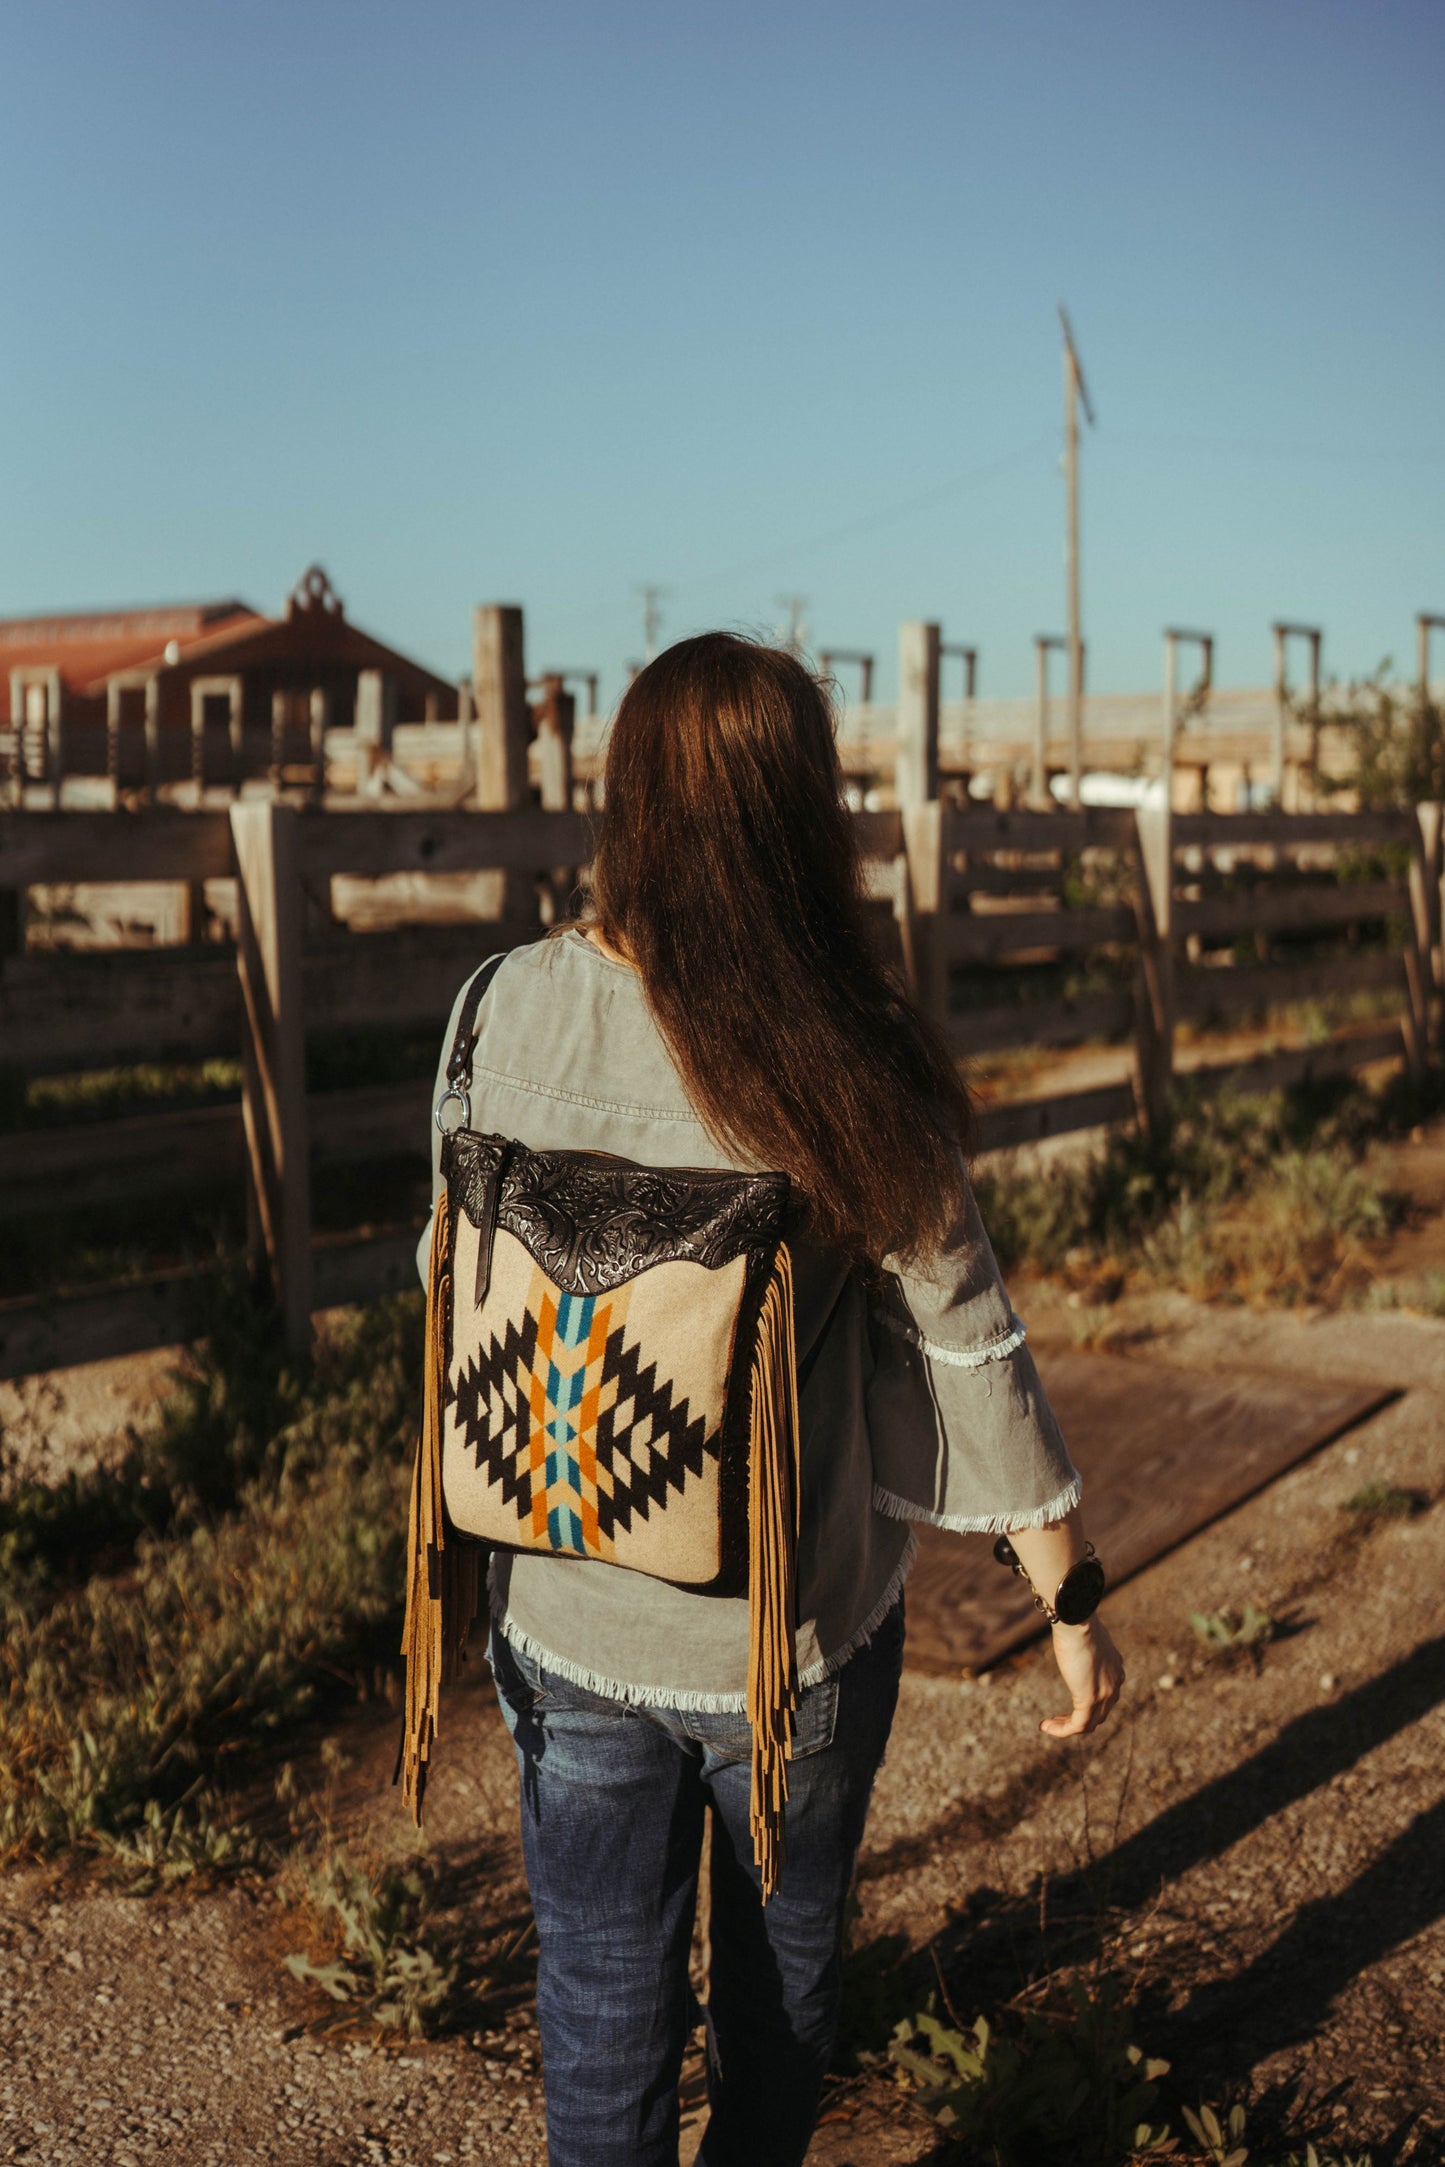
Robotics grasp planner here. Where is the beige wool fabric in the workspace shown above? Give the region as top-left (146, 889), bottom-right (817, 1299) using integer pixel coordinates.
top-left (418, 930), bottom-right (1080, 1711)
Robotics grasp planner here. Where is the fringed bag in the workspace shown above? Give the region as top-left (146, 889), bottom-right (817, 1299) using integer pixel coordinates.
top-left (400, 955), bottom-right (803, 1898)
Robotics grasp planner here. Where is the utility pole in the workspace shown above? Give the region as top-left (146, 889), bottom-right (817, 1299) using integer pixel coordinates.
top-left (636, 585), bottom-right (669, 664)
top-left (775, 595), bottom-right (809, 656)
top-left (1419, 614), bottom-right (1445, 707)
top-left (1058, 306), bottom-right (1095, 810)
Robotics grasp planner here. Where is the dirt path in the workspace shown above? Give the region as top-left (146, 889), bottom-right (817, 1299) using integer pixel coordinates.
top-left (3, 1293), bottom-right (1443, 2163)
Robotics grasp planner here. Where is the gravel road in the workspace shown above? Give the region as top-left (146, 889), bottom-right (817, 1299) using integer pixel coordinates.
top-left (3, 1288), bottom-right (1443, 2164)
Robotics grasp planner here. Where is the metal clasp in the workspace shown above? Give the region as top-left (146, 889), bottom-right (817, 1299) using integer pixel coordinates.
top-left (434, 1084), bottom-right (471, 1135)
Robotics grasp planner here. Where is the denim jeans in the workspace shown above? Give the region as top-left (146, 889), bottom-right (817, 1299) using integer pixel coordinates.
top-left (489, 1599), bottom-right (904, 2167)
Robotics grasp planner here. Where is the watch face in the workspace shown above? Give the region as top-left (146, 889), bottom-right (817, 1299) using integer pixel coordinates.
top-left (1055, 1554), bottom-right (1106, 1625)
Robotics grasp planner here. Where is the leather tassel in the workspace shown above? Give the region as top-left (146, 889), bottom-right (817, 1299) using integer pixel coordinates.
top-left (399, 1197), bottom-right (480, 1823)
top-left (746, 1241), bottom-right (802, 1902)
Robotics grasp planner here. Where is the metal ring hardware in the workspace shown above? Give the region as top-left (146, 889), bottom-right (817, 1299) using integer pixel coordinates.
top-left (434, 1084), bottom-right (471, 1136)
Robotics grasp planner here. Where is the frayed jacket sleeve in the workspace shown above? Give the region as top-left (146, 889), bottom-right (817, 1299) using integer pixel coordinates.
top-left (414, 974), bottom-right (477, 1290)
top-left (867, 1175), bottom-right (1080, 1535)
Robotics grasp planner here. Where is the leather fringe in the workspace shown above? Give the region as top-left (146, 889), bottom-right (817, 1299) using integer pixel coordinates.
top-left (399, 1199), bottom-right (480, 1823)
top-left (747, 1240), bottom-right (802, 1902)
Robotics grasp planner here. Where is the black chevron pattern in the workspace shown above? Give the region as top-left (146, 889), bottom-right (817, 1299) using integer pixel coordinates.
top-left (592, 1326), bottom-right (716, 1540)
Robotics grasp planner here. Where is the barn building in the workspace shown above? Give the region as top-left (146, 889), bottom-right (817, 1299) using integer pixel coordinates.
top-left (0, 566), bottom-right (459, 800)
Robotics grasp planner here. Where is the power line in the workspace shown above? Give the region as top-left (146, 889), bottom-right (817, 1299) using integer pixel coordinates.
top-left (669, 432), bottom-right (1057, 597)
top-left (1101, 428), bottom-right (1444, 467)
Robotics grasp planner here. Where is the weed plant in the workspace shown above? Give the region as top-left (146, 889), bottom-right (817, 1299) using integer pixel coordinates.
top-left (1188, 1604), bottom-right (1278, 1661)
top-left (887, 1978), bottom-right (1173, 2163)
top-left (0, 1276), bottom-right (424, 1860)
top-left (885, 1984), bottom-right (1376, 2165)
top-left (276, 1750), bottom-right (458, 2037)
top-left (1337, 1482), bottom-right (1427, 1529)
top-left (973, 1076), bottom-right (1409, 1304)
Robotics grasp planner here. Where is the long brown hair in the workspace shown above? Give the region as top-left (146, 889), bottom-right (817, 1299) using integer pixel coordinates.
top-left (587, 632), bottom-right (973, 1267)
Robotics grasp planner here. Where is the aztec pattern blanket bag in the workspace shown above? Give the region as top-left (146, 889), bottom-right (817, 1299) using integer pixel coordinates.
top-left (399, 954), bottom-right (803, 1897)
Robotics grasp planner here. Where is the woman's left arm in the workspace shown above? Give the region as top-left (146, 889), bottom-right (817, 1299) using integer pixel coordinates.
top-left (1005, 1508), bottom-right (1126, 1739)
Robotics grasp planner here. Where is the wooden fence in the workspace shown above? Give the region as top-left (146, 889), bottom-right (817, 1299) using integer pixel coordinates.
top-left (1, 612), bottom-right (1441, 1379)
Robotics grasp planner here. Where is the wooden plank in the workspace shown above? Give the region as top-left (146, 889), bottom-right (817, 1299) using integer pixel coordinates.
top-left (0, 1229), bottom-right (427, 1381)
top-left (0, 921), bottom-right (540, 1075)
top-left (1172, 809), bottom-right (1414, 849)
top-left (947, 806), bottom-right (1137, 853)
top-left (0, 948), bottom-right (240, 1074)
top-left (302, 920), bottom-right (540, 1034)
top-left (310, 1079), bottom-right (427, 1161)
top-left (1174, 881), bottom-right (1404, 941)
top-left (853, 809), bottom-right (903, 860)
top-left (950, 989), bottom-right (1135, 1056)
top-left (0, 1082), bottom-right (429, 1219)
top-left (1178, 1023), bottom-right (1404, 1096)
top-left (1176, 951), bottom-right (1404, 1024)
top-left (232, 803), bottom-right (312, 1351)
top-left (312, 1228), bottom-right (424, 1308)
top-left (0, 1103), bottom-right (244, 1213)
top-left (0, 810), bottom-right (233, 887)
top-left (945, 902), bottom-right (1136, 961)
top-left (953, 862), bottom-right (1064, 897)
top-left (974, 1080), bottom-right (1135, 1152)
top-left (296, 806), bottom-right (595, 881)
top-left (904, 1350), bottom-right (1394, 1674)
top-left (0, 1269), bottom-right (204, 1381)
top-left (861, 858), bottom-right (903, 907)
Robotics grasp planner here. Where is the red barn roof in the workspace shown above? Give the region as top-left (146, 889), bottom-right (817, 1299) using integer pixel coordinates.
top-left (0, 602), bottom-right (261, 719)
top-left (0, 571), bottom-right (454, 725)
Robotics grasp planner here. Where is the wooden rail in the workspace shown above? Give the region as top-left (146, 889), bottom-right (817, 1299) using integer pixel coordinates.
top-left (2, 640), bottom-right (1442, 1379)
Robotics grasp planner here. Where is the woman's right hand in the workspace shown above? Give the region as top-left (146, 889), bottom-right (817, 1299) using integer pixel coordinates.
top-left (1040, 1615), bottom-right (1125, 1739)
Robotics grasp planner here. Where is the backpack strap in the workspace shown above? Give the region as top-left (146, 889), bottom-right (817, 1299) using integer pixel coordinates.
top-left (433, 951), bottom-right (508, 1134)
top-left (795, 1270), bottom-right (850, 1397)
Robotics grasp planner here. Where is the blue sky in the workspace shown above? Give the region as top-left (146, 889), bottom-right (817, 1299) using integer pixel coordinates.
top-left (2, 1), bottom-right (1441, 701)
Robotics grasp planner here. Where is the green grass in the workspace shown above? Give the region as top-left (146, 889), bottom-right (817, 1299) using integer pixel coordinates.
top-left (0, 1278), bottom-right (423, 1861)
top-left (973, 1073), bottom-right (1414, 1304)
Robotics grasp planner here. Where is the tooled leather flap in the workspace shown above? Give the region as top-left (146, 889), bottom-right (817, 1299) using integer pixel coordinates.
top-left (446, 1130), bottom-right (788, 1296)
top-left (442, 1133), bottom-right (507, 1307)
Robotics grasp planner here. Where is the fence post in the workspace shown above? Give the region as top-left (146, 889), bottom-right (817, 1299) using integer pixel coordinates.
top-left (536, 676), bottom-right (578, 920)
top-left (1411, 802), bottom-right (1442, 1064)
top-left (535, 675), bottom-right (575, 812)
top-left (1133, 802), bottom-right (1174, 1136)
top-left (456, 677), bottom-right (474, 796)
top-left (895, 621), bottom-right (940, 811)
top-left (474, 604), bottom-right (534, 922)
top-left (231, 801), bottom-right (313, 1353)
top-left (896, 621), bottom-right (945, 1028)
top-left (1271, 623), bottom-right (1288, 807)
top-left (900, 801), bottom-right (945, 1028)
top-left (474, 605), bottom-right (530, 812)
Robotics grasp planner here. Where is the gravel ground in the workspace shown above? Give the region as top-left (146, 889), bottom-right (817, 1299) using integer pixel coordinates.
top-left (3, 1288), bottom-right (1443, 2164)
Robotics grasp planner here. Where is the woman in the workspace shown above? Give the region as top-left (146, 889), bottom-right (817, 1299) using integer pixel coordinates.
top-left (421, 632), bottom-right (1123, 2167)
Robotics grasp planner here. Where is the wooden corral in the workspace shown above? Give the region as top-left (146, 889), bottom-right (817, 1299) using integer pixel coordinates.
top-left (1, 605), bottom-right (1441, 1378)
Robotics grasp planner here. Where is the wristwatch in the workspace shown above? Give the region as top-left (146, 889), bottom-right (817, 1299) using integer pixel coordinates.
top-left (993, 1534), bottom-right (1106, 1626)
